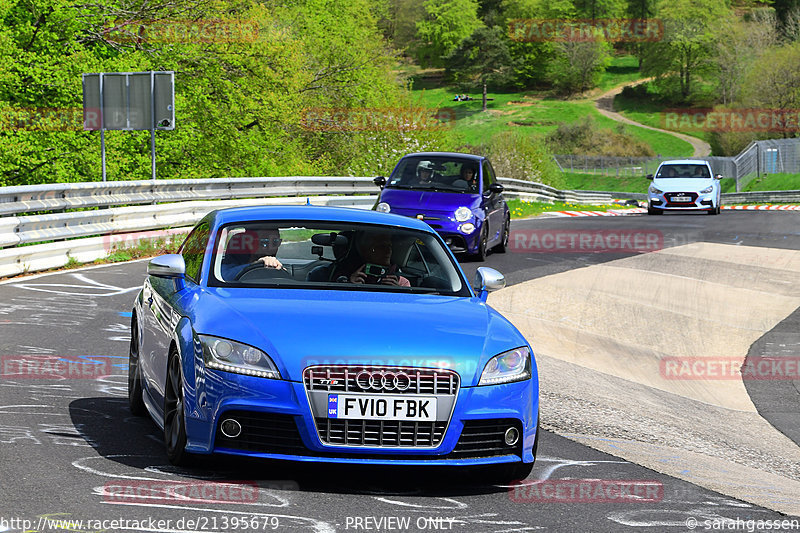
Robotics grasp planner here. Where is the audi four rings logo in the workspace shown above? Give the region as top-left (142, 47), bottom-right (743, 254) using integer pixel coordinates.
top-left (355, 370), bottom-right (412, 391)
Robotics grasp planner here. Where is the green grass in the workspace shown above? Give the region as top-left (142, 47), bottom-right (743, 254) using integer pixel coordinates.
top-left (508, 198), bottom-right (638, 218)
top-left (559, 171), bottom-right (800, 193)
top-left (595, 55), bottom-right (642, 92)
top-left (613, 90), bottom-right (712, 144)
top-left (739, 173), bottom-right (800, 192)
top-left (560, 172), bottom-right (649, 193)
top-left (417, 87), bottom-right (693, 156)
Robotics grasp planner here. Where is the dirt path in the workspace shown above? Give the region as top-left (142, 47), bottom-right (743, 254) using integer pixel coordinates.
top-left (593, 80), bottom-right (711, 157)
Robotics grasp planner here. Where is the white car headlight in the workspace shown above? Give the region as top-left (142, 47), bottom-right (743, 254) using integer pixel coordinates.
top-left (479, 347), bottom-right (531, 386)
top-left (454, 206), bottom-right (472, 222)
top-left (376, 202), bottom-right (391, 213)
top-left (700, 186), bottom-right (713, 194)
top-left (649, 186), bottom-right (663, 195)
top-left (199, 334), bottom-right (280, 379)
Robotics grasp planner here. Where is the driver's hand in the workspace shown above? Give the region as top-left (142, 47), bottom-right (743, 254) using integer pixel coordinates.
top-left (349, 264), bottom-right (366, 284)
top-left (379, 275), bottom-right (399, 286)
top-left (258, 256), bottom-right (283, 269)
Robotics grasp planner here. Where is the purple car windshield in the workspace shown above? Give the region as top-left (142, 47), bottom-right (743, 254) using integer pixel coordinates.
top-left (386, 157), bottom-right (480, 193)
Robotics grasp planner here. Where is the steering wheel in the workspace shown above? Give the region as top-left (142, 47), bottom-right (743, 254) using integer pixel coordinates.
top-left (234, 260), bottom-right (268, 281)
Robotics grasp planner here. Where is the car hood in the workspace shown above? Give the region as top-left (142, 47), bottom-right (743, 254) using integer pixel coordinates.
top-left (380, 188), bottom-right (481, 214)
top-left (191, 287), bottom-right (527, 386)
top-left (652, 178), bottom-right (715, 192)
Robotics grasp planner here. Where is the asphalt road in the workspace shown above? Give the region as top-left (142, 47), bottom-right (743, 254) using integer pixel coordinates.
top-left (1, 210), bottom-right (798, 533)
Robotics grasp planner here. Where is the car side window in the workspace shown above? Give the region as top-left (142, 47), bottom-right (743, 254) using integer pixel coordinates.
top-left (482, 161), bottom-right (496, 188)
top-left (180, 222), bottom-right (210, 283)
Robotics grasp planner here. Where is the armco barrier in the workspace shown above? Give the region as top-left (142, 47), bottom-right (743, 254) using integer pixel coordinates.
top-left (1, 177), bottom-right (798, 278)
top-left (0, 177), bottom-right (377, 217)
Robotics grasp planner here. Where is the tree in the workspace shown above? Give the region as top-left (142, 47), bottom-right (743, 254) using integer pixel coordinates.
top-left (712, 10), bottom-right (777, 105)
top-left (741, 41), bottom-right (800, 135)
top-left (444, 26), bottom-right (513, 110)
top-left (773, 0), bottom-right (800, 39)
top-left (547, 39), bottom-right (612, 95)
top-left (639, 0), bottom-right (730, 102)
top-left (414, 0), bottom-right (484, 67)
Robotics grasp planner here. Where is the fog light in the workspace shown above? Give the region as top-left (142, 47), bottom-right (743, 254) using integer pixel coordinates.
top-left (504, 427), bottom-right (519, 446)
top-left (220, 418), bottom-right (242, 438)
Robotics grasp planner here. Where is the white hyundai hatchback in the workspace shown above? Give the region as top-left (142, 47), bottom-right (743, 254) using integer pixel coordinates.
top-left (647, 160), bottom-right (722, 215)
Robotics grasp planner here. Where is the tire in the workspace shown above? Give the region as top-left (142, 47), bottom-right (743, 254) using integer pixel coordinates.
top-left (470, 225), bottom-right (488, 262)
top-left (707, 207), bottom-right (717, 215)
top-left (647, 204), bottom-right (662, 216)
top-left (492, 215), bottom-right (510, 254)
top-left (128, 316), bottom-right (146, 417)
top-left (164, 350), bottom-right (191, 466)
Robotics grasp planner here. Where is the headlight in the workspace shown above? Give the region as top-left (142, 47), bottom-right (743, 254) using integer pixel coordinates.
top-left (700, 186), bottom-right (713, 194)
top-left (479, 347), bottom-right (531, 386)
top-left (376, 202), bottom-right (391, 213)
top-left (460, 222), bottom-right (476, 234)
top-left (454, 206), bottom-right (472, 222)
top-left (649, 186), bottom-right (663, 195)
top-left (199, 334), bottom-right (280, 379)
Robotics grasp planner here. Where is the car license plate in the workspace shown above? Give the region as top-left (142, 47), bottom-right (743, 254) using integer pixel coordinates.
top-left (328, 394), bottom-right (436, 422)
top-left (672, 196), bottom-right (692, 202)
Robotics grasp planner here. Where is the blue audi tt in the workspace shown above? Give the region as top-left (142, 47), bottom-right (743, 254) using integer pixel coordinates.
top-left (129, 205), bottom-right (539, 481)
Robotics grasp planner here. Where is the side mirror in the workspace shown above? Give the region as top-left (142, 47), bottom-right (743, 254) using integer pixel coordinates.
top-left (474, 266), bottom-right (506, 302)
top-left (148, 254), bottom-right (186, 278)
top-left (646, 174), bottom-right (654, 180)
top-left (373, 176), bottom-right (386, 188)
top-left (488, 183), bottom-right (504, 194)
top-left (715, 174), bottom-right (723, 180)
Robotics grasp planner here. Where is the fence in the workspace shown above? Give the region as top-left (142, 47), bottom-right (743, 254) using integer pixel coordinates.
top-left (554, 138), bottom-right (800, 191)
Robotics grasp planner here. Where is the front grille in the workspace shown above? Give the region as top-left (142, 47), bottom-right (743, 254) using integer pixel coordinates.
top-left (214, 410), bottom-right (306, 454)
top-left (304, 366), bottom-right (459, 395)
top-left (315, 418), bottom-right (447, 447)
top-left (665, 192), bottom-right (698, 206)
top-left (451, 419), bottom-right (522, 458)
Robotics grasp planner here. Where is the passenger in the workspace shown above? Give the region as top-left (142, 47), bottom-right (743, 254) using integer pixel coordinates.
top-left (221, 228), bottom-right (283, 280)
top-left (345, 231), bottom-right (410, 287)
top-left (461, 164), bottom-right (479, 192)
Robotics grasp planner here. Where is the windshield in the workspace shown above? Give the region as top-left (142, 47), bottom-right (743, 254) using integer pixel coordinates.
top-left (209, 221), bottom-right (469, 296)
top-left (656, 164), bottom-right (711, 179)
top-left (386, 156), bottom-right (480, 193)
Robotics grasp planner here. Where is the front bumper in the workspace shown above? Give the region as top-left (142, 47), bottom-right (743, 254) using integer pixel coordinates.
top-left (649, 191), bottom-right (716, 210)
top-left (389, 209), bottom-right (482, 254)
top-left (184, 368), bottom-right (538, 466)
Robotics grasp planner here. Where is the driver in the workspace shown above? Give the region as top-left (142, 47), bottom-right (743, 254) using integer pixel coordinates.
top-left (221, 228), bottom-right (283, 280)
top-left (412, 160), bottom-right (436, 185)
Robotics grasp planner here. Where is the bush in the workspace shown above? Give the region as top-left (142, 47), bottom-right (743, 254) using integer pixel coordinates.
top-left (477, 131), bottom-right (563, 188)
top-left (545, 116), bottom-right (654, 157)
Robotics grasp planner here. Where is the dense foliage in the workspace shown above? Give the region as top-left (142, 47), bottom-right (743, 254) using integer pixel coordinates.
top-left (0, 0), bottom-right (450, 184)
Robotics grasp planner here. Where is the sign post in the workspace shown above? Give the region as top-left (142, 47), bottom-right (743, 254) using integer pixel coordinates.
top-left (82, 71), bottom-right (175, 181)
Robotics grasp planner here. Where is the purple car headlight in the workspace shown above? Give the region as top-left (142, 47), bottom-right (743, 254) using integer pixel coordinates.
top-left (200, 334), bottom-right (281, 379)
top-left (454, 206), bottom-right (472, 222)
top-left (376, 202), bottom-right (391, 213)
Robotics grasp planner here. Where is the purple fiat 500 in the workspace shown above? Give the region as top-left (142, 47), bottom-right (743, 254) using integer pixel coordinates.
top-left (374, 152), bottom-right (510, 261)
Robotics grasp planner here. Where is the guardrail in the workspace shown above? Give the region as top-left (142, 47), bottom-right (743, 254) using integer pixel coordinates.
top-left (1, 177), bottom-right (798, 278)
